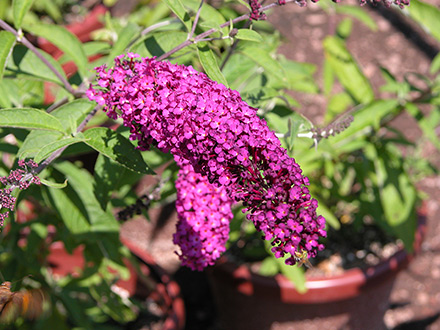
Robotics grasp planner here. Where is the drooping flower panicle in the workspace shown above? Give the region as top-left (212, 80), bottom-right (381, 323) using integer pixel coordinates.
top-left (173, 164), bottom-right (233, 271)
top-left (0, 160), bottom-right (40, 227)
top-left (88, 54), bottom-right (326, 267)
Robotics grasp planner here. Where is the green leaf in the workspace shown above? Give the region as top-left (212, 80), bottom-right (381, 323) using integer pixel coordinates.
top-left (6, 45), bottom-right (67, 85)
top-left (0, 80), bottom-right (12, 107)
top-left (184, 0), bottom-right (227, 35)
top-left (335, 5), bottom-right (377, 31)
top-left (258, 257), bottom-right (279, 276)
top-left (50, 99), bottom-right (96, 134)
top-left (326, 92), bottom-right (354, 122)
top-left (34, 136), bottom-right (87, 164)
top-left (89, 281), bottom-right (136, 323)
top-left (276, 256), bottom-right (307, 293)
top-left (0, 31), bottom-right (15, 80)
top-left (408, 0), bottom-right (440, 43)
top-left (235, 29), bottom-right (263, 42)
top-left (82, 127), bottom-right (153, 175)
top-left (39, 177), bottom-right (67, 188)
top-left (263, 241), bottom-right (307, 293)
top-left (375, 148), bottom-right (418, 250)
top-left (129, 31), bottom-right (189, 59)
top-left (315, 198), bottom-right (340, 229)
top-left (48, 185), bottom-right (91, 234)
top-left (107, 23), bottom-right (140, 66)
top-left (94, 154), bottom-right (128, 210)
top-left (0, 108), bottom-right (66, 132)
top-left (430, 52), bottom-right (440, 74)
top-left (54, 161), bottom-right (120, 232)
top-left (280, 58), bottom-right (319, 93)
top-left (222, 53), bottom-right (257, 90)
top-left (162, 0), bottom-right (191, 32)
top-left (197, 43), bottom-right (229, 87)
top-left (241, 46), bottom-right (287, 86)
top-left (25, 23), bottom-right (88, 78)
top-left (336, 18), bottom-right (353, 39)
top-left (18, 130), bottom-right (63, 159)
top-left (323, 36), bottom-right (374, 104)
top-left (323, 58), bottom-right (334, 96)
top-left (12, 0), bottom-right (35, 29)
top-left (406, 103), bottom-right (440, 152)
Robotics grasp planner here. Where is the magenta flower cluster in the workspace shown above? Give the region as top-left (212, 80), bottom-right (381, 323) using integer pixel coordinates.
top-left (0, 160), bottom-right (40, 227)
top-left (87, 54), bottom-right (326, 268)
top-left (173, 164), bottom-right (233, 271)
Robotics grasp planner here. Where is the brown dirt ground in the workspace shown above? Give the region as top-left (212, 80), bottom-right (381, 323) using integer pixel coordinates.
top-left (120, 1), bottom-right (440, 329)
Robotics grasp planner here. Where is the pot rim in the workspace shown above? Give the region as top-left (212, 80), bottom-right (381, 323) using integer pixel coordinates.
top-left (211, 205), bottom-right (427, 304)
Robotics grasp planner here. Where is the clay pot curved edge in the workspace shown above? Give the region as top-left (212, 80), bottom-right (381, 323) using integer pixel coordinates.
top-left (211, 205), bottom-right (428, 304)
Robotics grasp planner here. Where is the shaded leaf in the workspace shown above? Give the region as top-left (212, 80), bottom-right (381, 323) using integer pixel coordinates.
top-left (94, 154), bottom-right (128, 210)
top-left (55, 161), bottom-right (119, 231)
top-left (82, 127), bottom-right (153, 174)
top-left (406, 103), bottom-right (440, 152)
top-left (48, 185), bottom-right (91, 234)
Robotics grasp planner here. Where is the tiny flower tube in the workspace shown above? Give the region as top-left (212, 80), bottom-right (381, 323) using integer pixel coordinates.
top-left (88, 54), bottom-right (326, 266)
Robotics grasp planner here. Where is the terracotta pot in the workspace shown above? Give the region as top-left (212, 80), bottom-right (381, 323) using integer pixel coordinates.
top-left (47, 239), bottom-right (185, 330)
top-left (208, 208), bottom-right (427, 330)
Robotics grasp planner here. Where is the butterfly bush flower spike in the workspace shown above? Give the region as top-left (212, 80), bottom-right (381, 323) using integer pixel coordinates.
top-left (88, 54), bottom-right (326, 267)
top-left (173, 164), bottom-right (233, 271)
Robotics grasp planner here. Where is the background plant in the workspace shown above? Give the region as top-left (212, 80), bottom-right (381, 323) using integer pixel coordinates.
top-left (0, 0), bottom-right (439, 327)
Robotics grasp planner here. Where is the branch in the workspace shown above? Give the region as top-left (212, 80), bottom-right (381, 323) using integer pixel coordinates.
top-left (157, 0), bottom-right (289, 61)
top-left (188, 0), bottom-right (205, 40)
top-left (0, 19), bottom-right (76, 95)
